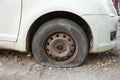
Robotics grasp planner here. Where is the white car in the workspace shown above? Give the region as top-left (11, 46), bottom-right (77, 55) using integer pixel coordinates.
top-left (0, 0), bottom-right (118, 67)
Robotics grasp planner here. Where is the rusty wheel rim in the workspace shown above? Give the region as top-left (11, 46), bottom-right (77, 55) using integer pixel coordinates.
top-left (45, 33), bottom-right (76, 62)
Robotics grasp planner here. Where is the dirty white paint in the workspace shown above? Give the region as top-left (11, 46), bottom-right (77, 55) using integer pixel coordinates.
top-left (0, 0), bottom-right (118, 53)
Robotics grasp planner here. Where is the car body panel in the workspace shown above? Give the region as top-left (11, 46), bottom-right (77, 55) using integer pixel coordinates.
top-left (0, 0), bottom-right (118, 53)
top-left (0, 0), bottom-right (21, 42)
top-left (82, 15), bottom-right (118, 52)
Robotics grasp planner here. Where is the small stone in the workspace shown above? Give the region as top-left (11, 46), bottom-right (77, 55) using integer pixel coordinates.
top-left (69, 68), bottom-right (72, 70)
top-left (35, 67), bottom-right (40, 71)
top-left (49, 67), bottom-right (53, 70)
top-left (14, 58), bottom-right (18, 62)
top-left (64, 68), bottom-right (67, 70)
top-left (89, 67), bottom-right (92, 70)
top-left (101, 64), bottom-right (104, 67)
top-left (97, 62), bottom-right (100, 65)
top-left (98, 64), bottom-right (101, 67)
top-left (27, 53), bottom-right (31, 57)
top-left (8, 71), bottom-right (17, 75)
top-left (14, 56), bottom-right (18, 59)
top-left (116, 64), bottom-right (119, 66)
top-left (113, 60), bottom-right (117, 63)
top-left (2, 58), bottom-right (5, 60)
top-left (103, 68), bottom-right (109, 71)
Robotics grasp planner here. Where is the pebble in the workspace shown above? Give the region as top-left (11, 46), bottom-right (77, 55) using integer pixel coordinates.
top-left (116, 64), bottom-right (119, 66)
top-left (49, 67), bottom-right (53, 70)
top-left (103, 68), bottom-right (109, 71)
top-left (2, 58), bottom-right (5, 60)
top-left (64, 68), bottom-right (67, 70)
top-left (89, 67), bottom-right (92, 70)
top-left (113, 60), bottom-right (117, 63)
top-left (27, 53), bottom-right (32, 57)
top-left (14, 58), bottom-right (18, 62)
top-left (101, 64), bottom-right (104, 67)
top-left (8, 71), bottom-right (17, 75)
top-left (69, 68), bottom-right (72, 70)
top-left (97, 62), bottom-right (100, 65)
top-left (34, 64), bottom-right (40, 67)
top-left (98, 64), bottom-right (101, 67)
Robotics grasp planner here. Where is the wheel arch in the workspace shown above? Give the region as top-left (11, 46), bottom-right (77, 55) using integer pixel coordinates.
top-left (26, 11), bottom-right (93, 52)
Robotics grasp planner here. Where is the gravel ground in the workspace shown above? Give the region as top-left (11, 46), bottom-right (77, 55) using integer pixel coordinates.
top-left (0, 24), bottom-right (120, 80)
top-left (0, 49), bottom-right (120, 80)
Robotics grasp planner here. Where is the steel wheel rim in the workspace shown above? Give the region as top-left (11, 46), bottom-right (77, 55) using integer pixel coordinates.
top-left (45, 32), bottom-right (77, 63)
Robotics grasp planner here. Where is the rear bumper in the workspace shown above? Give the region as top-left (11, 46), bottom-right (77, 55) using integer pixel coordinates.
top-left (82, 15), bottom-right (118, 53)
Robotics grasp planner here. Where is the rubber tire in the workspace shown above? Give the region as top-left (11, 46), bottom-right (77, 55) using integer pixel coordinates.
top-left (32, 18), bottom-right (88, 68)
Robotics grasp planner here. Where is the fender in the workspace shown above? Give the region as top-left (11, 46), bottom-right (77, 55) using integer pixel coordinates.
top-left (15, 0), bottom-right (117, 51)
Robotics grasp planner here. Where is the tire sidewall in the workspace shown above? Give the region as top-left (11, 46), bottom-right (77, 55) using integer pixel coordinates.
top-left (32, 18), bottom-right (88, 67)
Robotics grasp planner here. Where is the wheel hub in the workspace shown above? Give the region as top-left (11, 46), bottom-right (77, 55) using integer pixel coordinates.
top-left (45, 33), bottom-right (76, 61)
top-left (54, 41), bottom-right (66, 54)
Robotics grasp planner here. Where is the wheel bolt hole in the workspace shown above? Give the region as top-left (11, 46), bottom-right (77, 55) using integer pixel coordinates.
top-left (51, 37), bottom-right (53, 40)
top-left (68, 39), bottom-right (71, 41)
top-left (56, 35), bottom-right (59, 37)
top-left (46, 49), bottom-right (49, 51)
top-left (63, 35), bottom-right (66, 38)
top-left (47, 43), bottom-right (50, 45)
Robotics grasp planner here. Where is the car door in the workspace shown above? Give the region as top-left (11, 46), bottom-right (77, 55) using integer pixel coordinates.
top-left (0, 0), bottom-right (21, 41)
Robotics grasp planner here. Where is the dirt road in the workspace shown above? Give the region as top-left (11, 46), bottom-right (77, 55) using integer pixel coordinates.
top-left (0, 49), bottom-right (120, 80)
top-left (0, 25), bottom-right (120, 80)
